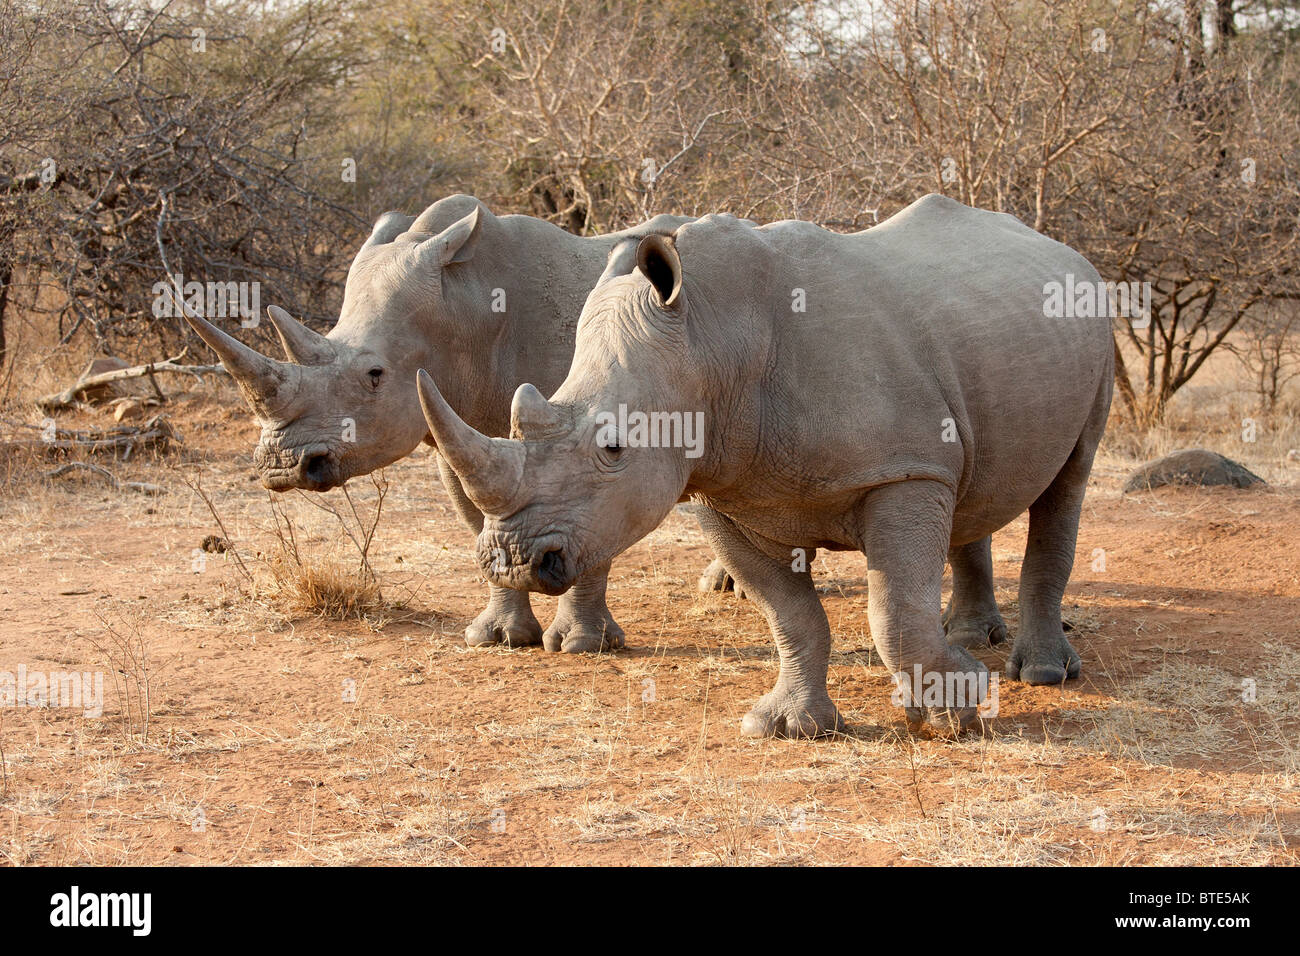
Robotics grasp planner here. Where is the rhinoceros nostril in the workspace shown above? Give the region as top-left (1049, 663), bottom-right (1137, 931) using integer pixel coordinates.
top-left (537, 548), bottom-right (567, 591)
top-left (300, 451), bottom-right (333, 486)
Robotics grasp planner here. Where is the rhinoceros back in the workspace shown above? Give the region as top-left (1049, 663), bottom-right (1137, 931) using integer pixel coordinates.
top-left (676, 195), bottom-right (1112, 533)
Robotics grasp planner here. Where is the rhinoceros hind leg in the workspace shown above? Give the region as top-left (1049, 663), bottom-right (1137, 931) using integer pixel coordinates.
top-left (1007, 413), bottom-right (1104, 684)
top-left (697, 557), bottom-right (746, 599)
top-left (543, 563), bottom-right (626, 653)
top-left (466, 585), bottom-right (543, 648)
top-left (942, 537), bottom-right (1009, 648)
top-left (695, 510), bottom-right (843, 739)
top-left (858, 480), bottom-right (989, 735)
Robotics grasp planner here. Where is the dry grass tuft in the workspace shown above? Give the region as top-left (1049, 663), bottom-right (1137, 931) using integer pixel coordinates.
top-left (261, 476), bottom-right (389, 621)
top-left (182, 465), bottom-right (393, 622)
top-left (267, 555), bottom-right (383, 620)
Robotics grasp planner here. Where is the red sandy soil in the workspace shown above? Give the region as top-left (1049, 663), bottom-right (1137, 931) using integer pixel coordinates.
top-left (1, 392), bottom-right (1297, 865)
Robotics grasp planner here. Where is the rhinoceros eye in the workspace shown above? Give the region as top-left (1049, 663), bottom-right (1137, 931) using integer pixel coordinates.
top-left (596, 439), bottom-right (627, 471)
top-left (367, 367), bottom-right (384, 388)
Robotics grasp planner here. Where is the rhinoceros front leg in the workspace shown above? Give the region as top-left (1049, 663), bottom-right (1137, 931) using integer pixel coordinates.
top-left (942, 537), bottom-right (1008, 648)
top-left (695, 508), bottom-right (844, 739)
top-left (466, 585), bottom-right (546, 648)
top-left (857, 480), bottom-right (988, 735)
top-left (541, 562), bottom-right (626, 653)
top-left (436, 453), bottom-right (542, 648)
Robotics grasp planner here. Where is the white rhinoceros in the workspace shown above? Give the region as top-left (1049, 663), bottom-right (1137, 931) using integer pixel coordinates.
top-left (415, 194), bottom-right (1114, 737)
top-left (182, 195), bottom-right (721, 652)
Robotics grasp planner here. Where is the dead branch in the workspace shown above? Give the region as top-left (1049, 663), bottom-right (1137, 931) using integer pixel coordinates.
top-left (42, 461), bottom-right (164, 495)
top-left (181, 470), bottom-right (255, 586)
top-left (37, 354), bottom-right (227, 412)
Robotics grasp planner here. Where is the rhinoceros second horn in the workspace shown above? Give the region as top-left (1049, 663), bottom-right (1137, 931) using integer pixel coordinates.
top-left (510, 383), bottom-right (563, 438)
top-left (266, 304), bottom-right (335, 366)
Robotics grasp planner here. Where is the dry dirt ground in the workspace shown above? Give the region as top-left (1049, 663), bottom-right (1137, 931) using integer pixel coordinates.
top-left (1, 385), bottom-right (1298, 866)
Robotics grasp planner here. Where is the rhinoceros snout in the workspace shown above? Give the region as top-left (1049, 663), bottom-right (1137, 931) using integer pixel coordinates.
top-left (256, 441), bottom-right (340, 492)
top-left (478, 532), bottom-right (575, 595)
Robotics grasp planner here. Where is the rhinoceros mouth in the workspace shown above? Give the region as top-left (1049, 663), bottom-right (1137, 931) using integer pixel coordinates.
top-left (261, 470), bottom-right (339, 493)
top-left (536, 548), bottom-right (569, 591)
top-left (260, 471), bottom-right (299, 492)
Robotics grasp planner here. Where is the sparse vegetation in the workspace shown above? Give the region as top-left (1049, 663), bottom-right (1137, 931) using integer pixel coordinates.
top-left (87, 608), bottom-right (159, 744)
top-left (183, 463), bottom-right (391, 620)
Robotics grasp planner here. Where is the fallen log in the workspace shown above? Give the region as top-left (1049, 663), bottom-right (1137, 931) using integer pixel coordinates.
top-left (37, 352), bottom-right (227, 412)
top-left (1, 414), bottom-right (180, 460)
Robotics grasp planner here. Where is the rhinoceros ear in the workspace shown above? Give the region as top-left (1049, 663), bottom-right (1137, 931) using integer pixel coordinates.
top-left (362, 211), bottom-right (415, 249)
top-left (417, 207), bottom-right (483, 269)
top-left (636, 234), bottom-right (682, 308)
top-left (596, 238), bottom-right (640, 289)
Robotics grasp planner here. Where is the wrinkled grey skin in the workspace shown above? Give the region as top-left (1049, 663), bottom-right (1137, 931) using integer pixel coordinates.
top-left (417, 194), bottom-right (1113, 737)
top-left (182, 195), bottom-right (714, 652)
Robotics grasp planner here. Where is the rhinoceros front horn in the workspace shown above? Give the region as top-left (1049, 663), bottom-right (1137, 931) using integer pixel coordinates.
top-left (416, 369), bottom-right (525, 515)
top-left (266, 305), bottom-right (335, 366)
top-left (181, 308), bottom-right (287, 397)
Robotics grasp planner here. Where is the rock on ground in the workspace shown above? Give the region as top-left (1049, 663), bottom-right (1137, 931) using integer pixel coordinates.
top-left (1123, 448), bottom-right (1266, 493)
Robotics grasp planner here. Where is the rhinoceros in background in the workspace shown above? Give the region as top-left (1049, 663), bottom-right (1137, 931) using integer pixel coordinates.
top-left (416, 194), bottom-right (1113, 737)
top-left (182, 195), bottom-right (727, 652)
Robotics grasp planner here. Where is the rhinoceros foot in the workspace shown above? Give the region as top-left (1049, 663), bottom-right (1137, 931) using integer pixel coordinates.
top-left (465, 590), bottom-right (543, 648)
top-left (542, 605), bottom-right (625, 654)
top-left (1006, 628), bottom-right (1081, 685)
top-left (741, 688), bottom-right (844, 739)
top-left (697, 558), bottom-right (745, 599)
top-left (904, 706), bottom-right (980, 738)
top-left (941, 608), bottom-right (1009, 649)
top-left (900, 646), bottom-right (989, 738)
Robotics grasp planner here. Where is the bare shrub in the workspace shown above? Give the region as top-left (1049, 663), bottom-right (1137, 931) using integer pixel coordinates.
top-left (0, 0), bottom-right (369, 368)
top-left (265, 474), bottom-right (389, 620)
top-left (1230, 303), bottom-right (1300, 413)
top-left (87, 610), bottom-right (157, 744)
